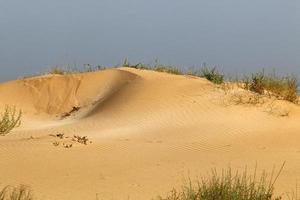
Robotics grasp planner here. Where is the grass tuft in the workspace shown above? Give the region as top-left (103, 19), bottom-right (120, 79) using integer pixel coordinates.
top-left (47, 64), bottom-right (107, 76)
top-left (48, 67), bottom-right (67, 75)
top-left (0, 185), bottom-right (33, 200)
top-left (157, 165), bottom-right (284, 200)
top-left (199, 65), bottom-right (224, 84)
top-left (243, 71), bottom-right (299, 103)
top-left (0, 106), bottom-right (22, 136)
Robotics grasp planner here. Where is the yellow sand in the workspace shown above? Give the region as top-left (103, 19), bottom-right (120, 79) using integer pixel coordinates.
top-left (0, 68), bottom-right (300, 199)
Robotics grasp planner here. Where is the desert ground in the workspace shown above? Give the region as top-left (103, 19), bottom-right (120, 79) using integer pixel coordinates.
top-left (0, 67), bottom-right (300, 200)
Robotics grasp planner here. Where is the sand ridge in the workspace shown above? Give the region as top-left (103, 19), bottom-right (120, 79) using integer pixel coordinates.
top-left (0, 67), bottom-right (300, 199)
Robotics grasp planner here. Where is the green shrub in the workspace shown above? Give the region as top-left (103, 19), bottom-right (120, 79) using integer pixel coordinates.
top-left (0, 185), bottom-right (33, 200)
top-left (200, 65), bottom-right (224, 84)
top-left (48, 67), bottom-right (67, 75)
top-left (245, 71), bottom-right (299, 103)
top-left (157, 166), bottom-right (284, 200)
top-left (0, 106), bottom-right (22, 136)
top-left (153, 66), bottom-right (182, 75)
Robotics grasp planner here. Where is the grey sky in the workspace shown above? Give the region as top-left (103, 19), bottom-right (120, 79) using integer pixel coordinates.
top-left (0, 0), bottom-right (300, 81)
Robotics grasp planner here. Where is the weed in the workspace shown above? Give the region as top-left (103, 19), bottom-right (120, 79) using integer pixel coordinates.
top-left (0, 106), bottom-right (22, 136)
top-left (123, 59), bottom-right (183, 75)
top-left (48, 67), bottom-right (66, 75)
top-left (73, 135), bottom-right (89, 145)
top-left (244, 71), bottom-right (299, 103)
top-left (200, 64), bottom-right (224, 84)
top-left (0, 185), bottom-right (33, 200)
top-left (157, 164), bottom-right (285, 200)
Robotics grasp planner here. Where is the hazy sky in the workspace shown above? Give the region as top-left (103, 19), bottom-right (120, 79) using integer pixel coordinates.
top-left (0, 0), bottom-right (300, 81)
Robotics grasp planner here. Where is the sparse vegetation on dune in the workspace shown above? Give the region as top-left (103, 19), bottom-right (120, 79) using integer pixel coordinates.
top-left (1, 164), bottom-right (299, 200)
top-left (48, 67), bottom-right (67, 75)
top-left (199, 65), bottom-right (224, 84)
top-left (22, 59), bottom-right (299, 104)
top-left (242, 71), bottom-right (299, 104)
top-left (123, 59), bottom-right (225, 84)
top-left (157, 165), bottom-right (285, 200)
top-left (0, 106), bottom-right (22, 136)
top-left (50, 133), bottom-right (91, 148)
top-left (123, 59), bottom-right (183, 75)
top-left (48, 64), bottom-right (106, 75)
top-left (0, 185), bottom-right (33, 200)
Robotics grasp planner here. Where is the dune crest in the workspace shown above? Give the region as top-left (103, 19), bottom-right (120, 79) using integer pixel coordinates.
top-left (0, 69), bottom-right (138, 116)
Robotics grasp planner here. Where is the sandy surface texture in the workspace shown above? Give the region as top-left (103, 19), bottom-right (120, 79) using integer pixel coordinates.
top-left (0, 68), bottom-right (300, 200)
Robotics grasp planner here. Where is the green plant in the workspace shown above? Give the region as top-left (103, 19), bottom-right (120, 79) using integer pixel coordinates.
top-left (200, 65), bottom-right (224, 84)
top-left (157, 165), bottom-right (284, 200)
top-left (48, 67), bottom-right (67, 75)
top-left (47, 64), bottom-right (107, 76)
top-left (0, 106), bottom-right (22, 136)
top-left (123, 59), bottom-right (183, 75)
top-left (0, 185), bottom-right (33, 200)
top-left (245, 71), bottom-right (299, 103)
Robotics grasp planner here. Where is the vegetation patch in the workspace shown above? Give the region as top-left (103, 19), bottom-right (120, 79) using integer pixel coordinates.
top-left (50, 133), bottom-right (91, 148)
top-left (72, 135), bottom-right (90, 145)
top-left (124, 59), bottom-right (225, 84)
top-left (0, 185), bottom-right (33, 200)
top-left (48, 64), bottom-right (106, 75)
top-left (157, 165), bottom-right (284, 200)
top-left (123, 59), bottom-right (183, 75)
top-left (199, 65), bottom-right (224, 84)
top-left (243, 71), bottom-right (299, 103)
top-left (0, 106), bottom-right (22, 136)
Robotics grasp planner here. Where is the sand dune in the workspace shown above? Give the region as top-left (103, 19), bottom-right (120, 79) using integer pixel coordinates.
top-left (0, 68), bottom-right (300, 199)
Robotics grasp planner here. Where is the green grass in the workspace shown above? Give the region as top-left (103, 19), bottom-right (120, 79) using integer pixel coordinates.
top-left (243, 71), bottom-right (299, 103)
top-left (123, 59), bottom-right (183, 75)
top-left (47, 64), bottom-right (107, 75)
top-left (156, 165), bottom-right (284, 200)
top-left (199, 65), bottom-right (224, 84)
top-left (0, 185), bottom-right (33, 200)
top-left (48, 67), bottom-right (67, 75)
top-left (0, 106), bottom-right (22, 136)
top-left (123, 60), bottom-right (225, 83)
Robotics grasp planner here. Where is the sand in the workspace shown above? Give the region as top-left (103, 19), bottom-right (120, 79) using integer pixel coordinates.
top-left (0, 67), bottom-right (300, 199)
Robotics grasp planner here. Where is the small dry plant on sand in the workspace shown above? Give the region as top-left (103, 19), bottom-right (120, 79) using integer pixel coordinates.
top-left (0, 106), bottom-right (22, 136)
top-left (157, 164), bottom-right (285, 200)
top-left (0, 185), bottom-right (33, 200)
top-left (73, 135), bottom-right (89, 145)
top-left (51, 133), bottom-right (90, 148)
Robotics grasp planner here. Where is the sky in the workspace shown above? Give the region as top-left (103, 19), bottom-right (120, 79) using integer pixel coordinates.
top-left (0, 0), bottom-right (300, 81)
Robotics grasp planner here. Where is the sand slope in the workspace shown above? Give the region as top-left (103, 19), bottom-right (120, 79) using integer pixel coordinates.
top-left (0, 68), bottom-right (300, 200)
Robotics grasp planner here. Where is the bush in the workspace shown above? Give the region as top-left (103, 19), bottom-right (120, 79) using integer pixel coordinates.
top-left (153, 65), bottom-right (182, 75)
top-left (157, 166), bottom-right (284, 200)
top-left (48, 67), bottom-right (67, 75)
top-left (200, 66), bottom-right (224, 84)
top-left (0, 185), bottom-right (33, 200)
top-left (245, 71), bottom-right (299, 103)
top-left (0, 106), bottom-right (22, 136)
